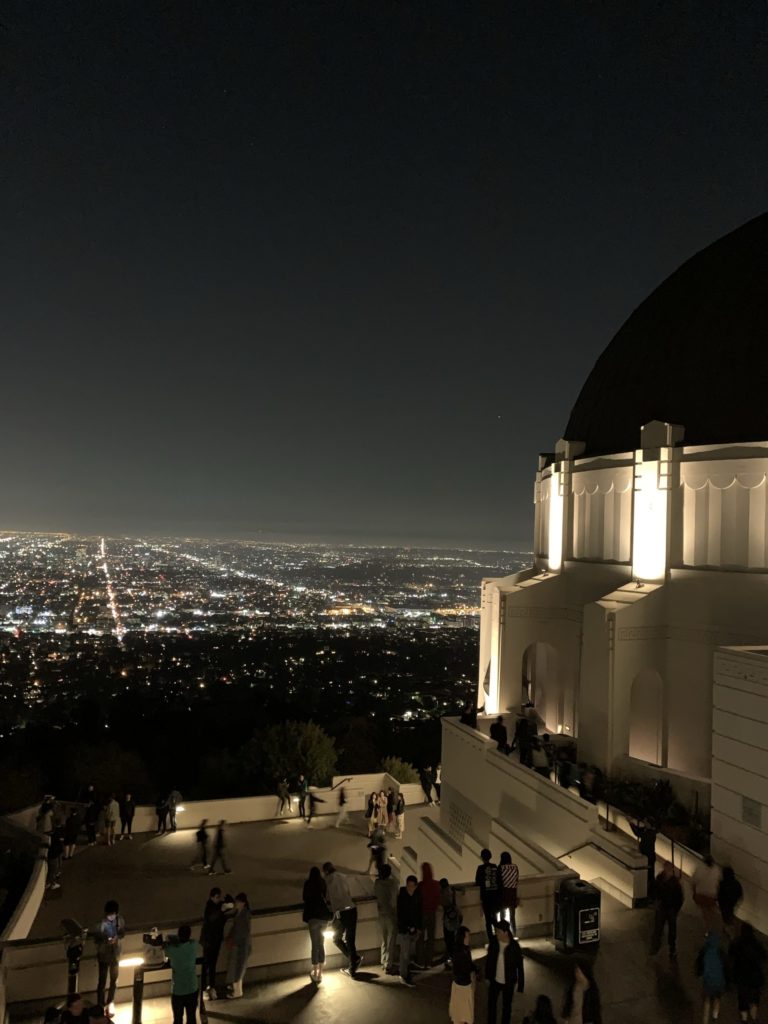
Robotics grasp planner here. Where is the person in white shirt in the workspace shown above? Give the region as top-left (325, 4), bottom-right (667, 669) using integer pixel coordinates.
top-left (484, 919), bottom-right (524, 1024)
top-left (322, 862), bottom-right (361, 976)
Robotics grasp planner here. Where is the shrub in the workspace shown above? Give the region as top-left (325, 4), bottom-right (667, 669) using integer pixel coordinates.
top-left (380, 755), bottom-right (419, 784)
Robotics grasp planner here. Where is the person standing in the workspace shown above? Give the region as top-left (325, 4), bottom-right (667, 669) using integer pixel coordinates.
top-left (376, 789), bottom-right (389, 829)
top-left (93, 899), bottom-right (125, 1011)
top-left (419, 768), bottom-right (435, 806)
top-left (394, 790), bottom-right (406, 839)
top-left (63, 807), bottom-right (80, 860)
top-left (693, 855), bottom-right (722, 932)
top-left (490, 717), bottom-right (509, 754)
top-left (303, 866), bottom-right (332, 984)
top-left (103, 795), bottom-right (120, 847)
top-left (365, 791), bottom-right (377, 836)
top-left (156, 794), bottom-right (169, 835)
top-left (193, 820), bottom-right (209, 871)
top-left (418, 862), bottom-right (441, 968)
top-left (208, 821), bottom-right (231, 875)
top-left (433, 764), bottom-right (442, 803)
top-left (512, 717), bottom-right (530, 764)
top-left (306, 789), bottom-right (324, 828)
top-left (119, 793), bottom-right (135, 841)
top-left (449, 926), bottom-right (478, 1024)
top-left (475, 848), bottom-right (500, 944)
top-left (696, 932), bottom-right (727, 1024)
top-left (335, 785), bottom-right (349, 829)
top-left (200, 886), bottom-right (230, 1000)
top-left (47, 824), bottom-right (64, 890)
top-left (367, 825), bottom-right (388, 877)
top-left (630, 818), bottom-right (657, 899)
top-left (650, 861), bottom-right (684, 960)
top-left (730, 922), bottom-right (766, 1024)
top-left (224, 892), bottom-right (251, 999)
top-left (396, 874), bottom-right (422, 987)
top-left (485, 919), bottom-right (524, 1024)
top-left (297, 774), bottom-right (309, 820)
top-left (440, 878), bottom-right (462, 966)
top-left (323, 862), bottom-right (361, 976)
top-left (374, 864), bottom-right (398, 974)
top-left (562, 961), bottom-right (602, 1024)
top-left (497, 852), bottom-right (520, 934)
top-left (718, 865), bottom-right (743, 932)
top-left (168, 789), bottom-right (183, 832)
top-left (386, 788), bottom-right (395, 832)
top-left (84, 797), bottom-right (99, 846)
top-left (164, 925), bottom-right (199, 1024)
top-left (276, 779), bottom-right (290, 817)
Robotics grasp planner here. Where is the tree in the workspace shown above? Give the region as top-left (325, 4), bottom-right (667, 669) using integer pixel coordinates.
top-left (380, 756), bottom-right (419, 784)
top-left (252, 721), bottom-right (337, 787)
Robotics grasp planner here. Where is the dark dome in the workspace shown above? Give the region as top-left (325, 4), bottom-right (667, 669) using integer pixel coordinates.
top-left (564, 212), bottom-right (768, 455)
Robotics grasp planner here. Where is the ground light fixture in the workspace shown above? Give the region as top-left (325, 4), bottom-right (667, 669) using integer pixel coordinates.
top-left (322, 928), bottom-right (334, 940)
top-left (118, 956), bottom-right (145, 968)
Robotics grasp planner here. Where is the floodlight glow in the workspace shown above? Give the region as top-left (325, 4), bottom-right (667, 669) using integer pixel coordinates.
top-left (548, 468), bottom-right (564, 572)
top-left (176, 806), bottom-right (185, 813)
top-left (632, 457), bottom-right (668, 581)
top-left (322, 928), bottom-right (335, 940)
top-left (119, 956), bottom-right (145, 968)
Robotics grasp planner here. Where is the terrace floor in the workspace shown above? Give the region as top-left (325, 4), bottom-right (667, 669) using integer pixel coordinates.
top-left (21, 892), bottom-right (763, 1024)
top-left (33, 808), bottom-right (425, 938)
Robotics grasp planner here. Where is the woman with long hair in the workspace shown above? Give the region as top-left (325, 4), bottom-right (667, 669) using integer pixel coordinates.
top-left (376, 790), bottom-right (389, 829)
top-left (562, 960), bottom-right (602, 1024)
top-left (365, 791), bottom-right (377, 836)
top-left (498, 851), bottom-right (520, 934)
top-left (302, 866), bottom-right (332, 984)
top-left (448, 926), bottom-right (477, 1024)
top-left (225, 893), bottom-right (252, 999)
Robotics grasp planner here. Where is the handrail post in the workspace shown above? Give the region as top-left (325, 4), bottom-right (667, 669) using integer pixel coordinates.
top-left (132, 966), bottom-right (144, 1024)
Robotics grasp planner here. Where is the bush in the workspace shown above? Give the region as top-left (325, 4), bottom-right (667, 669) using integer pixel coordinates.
top-left (246, 720), bottom-right (337, 788)
top-left (380, 756), bottom-right (419, 784)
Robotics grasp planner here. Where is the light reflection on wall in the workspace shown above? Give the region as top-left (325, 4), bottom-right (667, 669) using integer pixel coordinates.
top-left (632, 456), bottom-right (668, 581)
top-left (548, 468), bottom-right (564, 572)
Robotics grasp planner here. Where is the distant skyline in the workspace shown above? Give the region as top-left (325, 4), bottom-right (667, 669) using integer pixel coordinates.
top-left (3, 3), bottom-right (768, 546)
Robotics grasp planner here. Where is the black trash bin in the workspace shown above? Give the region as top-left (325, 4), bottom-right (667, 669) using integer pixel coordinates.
top-left (554, 878), bottom-right (601, 952)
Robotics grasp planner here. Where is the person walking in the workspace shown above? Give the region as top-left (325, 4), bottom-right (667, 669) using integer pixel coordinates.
top-left (433, 764), bottom-right (442, 803)
top-left (208, 821), bottom-right (231, 875)
top-left (562, 961), bottom-right (602, 1024)
top-left (418, 862), bottom-right (441, 968)
top-left (63, 807), bottom-right (80, 860)
top-left (302, 866), bottom-right (332, 984)
top-left (419, 768), bottom-right (435, 805)
top-left (497, 852), bottom-right (520, 934)
top-left (730, 922), bottom-right (766, 1023)
top-left (93, 899), bottom-right (126, 1011)
top-left (717, 865), bottom-right (743, 932)
top-left (365, 791), bottom-right (377, 836)
top-left (475, 848), bottom-right (500, 944)
top-left (167, 789), bottom-right (183, 831)
top-left (693, 855), bottom-right (722, 931)
top-left (200, 886), bottom-right (230, 1000)
top-left (164, 924), bottom-right (199, 1024)
top-left (374, 863), bottom-right (398, 974)
top-left (650, 861), bottom-right (684, 960)
top-left (225, 893), bottom-right (252, 999)
top-left (367, 825), bottom-right (388, 876)
top-left (394, 790), bottom-right (406, 839)
top-left (306, 789), bottom-right (324, 828)
top-left (275, 779), bottom-right (290, 817)
top-left (323, 862), bottom-right (361, 976)
top-left (522, 995), bottom-right (558, 1024)
top-left (297, 774), bottom-right (309, 820)
top-left (396, 874), bottom-right (422, 987)
top-left (155, 794), bottom-right (169, 835)
top-left (335, 785), bottom-right (349, 829)
top-left (84, 797), bottom-right (99, 846)
top-left (103, 795), bottom-right (120, 847)
top-left (119, 793), bottom-right (135, 841)
top-left (696, 932), bottom-right (727, 1024)
top-left (485, 919), bottom-right (524, 1024)
top-left (193, 820), bottom-right (209, 871)
top-left (440, 878), bottom-right (462, 966)
top-left (512, 716), bottom-right (531, 764)
top-left (449, 926), bottom-right (478, 1023)
top-left (630, 818), bottom-right (657, 899)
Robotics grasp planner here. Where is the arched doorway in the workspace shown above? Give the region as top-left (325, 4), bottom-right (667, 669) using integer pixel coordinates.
top-left (628, 669), bottom-right (664, 765)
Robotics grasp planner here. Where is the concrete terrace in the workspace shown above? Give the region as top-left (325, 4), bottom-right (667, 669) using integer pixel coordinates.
top-left (33, 809), bottom-right (420, 939)
top-left (15, 894), bottom-right (758, 1024)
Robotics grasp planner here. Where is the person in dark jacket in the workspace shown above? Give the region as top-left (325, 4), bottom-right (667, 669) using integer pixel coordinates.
top-left (302, 866), bottom-right (332, 984)
top-left (397, 875), bottom-right (422, 986)
top-left (208, 821), bottom-right (231, 875)
top-left (297, 774), bottom-right (309, 819)
top-left (485, 919), bottom-right (524, 1024)
top-left (522, 995), bottom-right (557, 1024)
top-left (63, 807), bottom-right (80, 860)
top-left (93, 900), bottom-right (126, 1010)
top-left (730, 922), bottom-right (766, 1023)
top-left (84, 798), bottom-right (99, 846)
top-left (629, 818), bottom-right (657, 898)
top-left (562, 960), bottom-right (601, 1024)
top-left (650, 861), bottom-right (684, 959)
top-left (119, 793), bottom-right (135, 841)
top-left (475, 848), bottom-right (500, 943)
top-left (47, 824), bottom-right (65, 890)
top-left (490, 717), bottom-right (509, 754)
top-left (194, 820), bottom-right (209, 871)
top-left (449, 926), bottom-right (478, 1023)
top-left (718, 865), bottom-right (743, 930)
top-left (200, 887), bottom-right (232, 1000)
top-left (155, 795), bottom-right (169, 835)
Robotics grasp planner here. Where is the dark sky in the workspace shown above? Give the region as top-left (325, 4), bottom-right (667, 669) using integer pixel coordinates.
top-left (2, 2), bottom-right (768, 548)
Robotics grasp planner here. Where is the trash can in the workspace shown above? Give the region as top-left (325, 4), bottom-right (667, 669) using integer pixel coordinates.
top-left (554, 878), bottom-right (601, 951)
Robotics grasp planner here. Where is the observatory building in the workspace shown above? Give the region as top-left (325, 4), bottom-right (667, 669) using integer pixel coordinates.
top-left (428, 213), bottom-right (768, 932)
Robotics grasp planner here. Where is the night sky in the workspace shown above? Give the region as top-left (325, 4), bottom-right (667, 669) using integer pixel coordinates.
top-left (3, 2), bottom-right (768, 547)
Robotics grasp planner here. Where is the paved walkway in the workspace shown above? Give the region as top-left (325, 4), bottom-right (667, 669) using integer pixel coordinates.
top-left (25, 894), bottom-right (766, 1024)
top-left (33, 809), bottom-right (426, 938)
